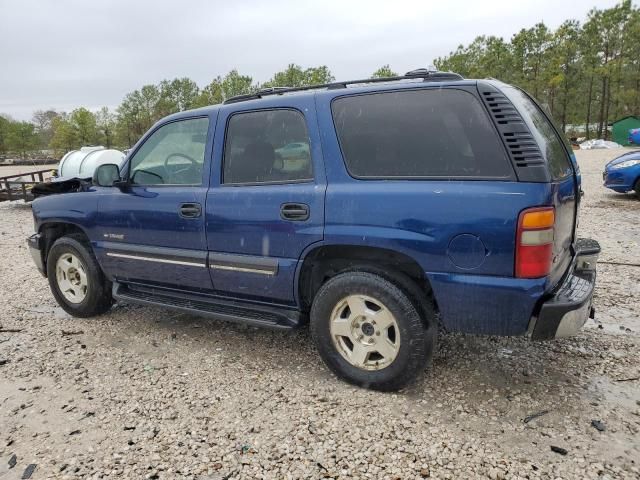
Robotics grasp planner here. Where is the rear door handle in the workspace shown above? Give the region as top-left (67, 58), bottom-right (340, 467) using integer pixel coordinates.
top-left (280, 203), bottom-right (309, 221)
top-left (179, 202), bottom-right (202, 218)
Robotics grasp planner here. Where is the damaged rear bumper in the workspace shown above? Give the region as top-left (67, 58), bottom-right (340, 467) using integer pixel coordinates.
top-left (530, 238), bottom-right (601, 340)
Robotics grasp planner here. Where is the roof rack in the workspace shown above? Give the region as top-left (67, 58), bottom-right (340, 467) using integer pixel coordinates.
top-left (223, 69), bottom-right (464, 104)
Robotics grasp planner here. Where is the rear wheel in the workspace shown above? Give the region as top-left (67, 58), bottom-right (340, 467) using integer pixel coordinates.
top-left (310, 270), bottom-right (436, 391)
top-left (46, 235), bottom-right (113, 317)
top-left (634, 178), bottom-right (640, 199)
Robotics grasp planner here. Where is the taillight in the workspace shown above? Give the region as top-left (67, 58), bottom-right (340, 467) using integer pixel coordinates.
top-left (515, 207), bottom-right (555, 278)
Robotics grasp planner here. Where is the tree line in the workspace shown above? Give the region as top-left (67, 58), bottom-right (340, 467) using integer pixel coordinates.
top-left (435, 0), bottom-right (640, 138)
top-left (1, 1), bottom-right (637, 159)
top-left (0, 64), bottom-right (369, 159)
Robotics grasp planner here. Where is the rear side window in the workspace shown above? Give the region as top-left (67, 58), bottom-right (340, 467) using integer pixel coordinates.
top-left (331, 89), bottom-right (512, 179)
top-left (502, 87), bottom-right (573, 181)
top-left (223, 109), bottom-right (312, 185)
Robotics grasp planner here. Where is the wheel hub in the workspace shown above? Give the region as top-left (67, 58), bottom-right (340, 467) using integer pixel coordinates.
top-left (55, 253), bottom-right (88, 304)
top-left (361, 322), bottom-right (374, 336)
top-left (329, 294), bottom-right (400, 371)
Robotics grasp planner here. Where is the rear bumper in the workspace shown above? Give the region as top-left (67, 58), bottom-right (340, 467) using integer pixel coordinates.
top-left (530, 238), bottom-right (600, 340)
top-left (27, 233), bottom-right (46, 277)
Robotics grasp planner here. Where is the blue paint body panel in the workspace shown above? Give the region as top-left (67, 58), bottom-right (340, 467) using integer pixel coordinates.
top-left (427, 272), bottom-right (546, 335)
top-left (30, 79), bottom-right (583, 336)
top-left (204, 95), bottom-right (325, 304)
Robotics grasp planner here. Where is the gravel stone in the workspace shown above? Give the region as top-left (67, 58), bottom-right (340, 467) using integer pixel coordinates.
top-left (0, 152), bottom-right (639, 478)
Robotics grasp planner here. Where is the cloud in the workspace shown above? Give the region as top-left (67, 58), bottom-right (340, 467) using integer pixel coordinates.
top-left (0, 0), bottom-right (620, 120)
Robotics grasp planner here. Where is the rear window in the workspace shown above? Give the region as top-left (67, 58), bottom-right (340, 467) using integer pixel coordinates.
top-left (502, 87), bottom-right (573, 180)
top-left (331, 88), bottom-right (512, 179)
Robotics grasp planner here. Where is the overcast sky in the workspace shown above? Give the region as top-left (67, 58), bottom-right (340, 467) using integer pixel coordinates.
top-left (0, 0), bottom-right (621, 120)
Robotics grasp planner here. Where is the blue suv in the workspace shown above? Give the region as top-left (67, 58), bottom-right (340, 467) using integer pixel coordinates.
top-left (27, 70), bottom-right (600, 390)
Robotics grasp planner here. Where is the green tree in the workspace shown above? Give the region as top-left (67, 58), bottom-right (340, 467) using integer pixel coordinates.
top-left (264, 64), bottom-right (334, 88)
top-left (96, 107), bottom-right (116, 149)
top-left (157, 77), bottom-right (200, 116)
top-left (548, 20), bottom-right (581, 131)
top-left (7, 121), bottom-right (39, 159)
top-left (196, 76), bottom-right (224, 107)
top-left (435, 36), bottom-right (514, 81)
top-left (625, 6), bottom-right (640, 115)
top-left (49, 115), bottom-right (77, 155)
top-left (434, 1), bottom-right (640, 138)
top-left (371, 65), bottom-right (397, 78)
top-left (195, 70), bottom-right (255, 107)
top-left (70, 108), bottom-right (98, 145)
top-left (304, 65), bottom-right (334, 85)
top-left (116, 92), bottom-right (144, 148)
top-left (221, 70), bottom-right (256, 98)
top-left (0, 115), bottom-right (10, 155)
top-left (266, 64), bottom-right (306, 87)
top-left (511, 23), bottom-right (553, 99)
top-left (32, 109), bottom-right (59, 148)
top-left (138, 85), bottom-right (162, 130)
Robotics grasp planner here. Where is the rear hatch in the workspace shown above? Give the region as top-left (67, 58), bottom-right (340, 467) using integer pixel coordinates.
top-left (499, 86), bottom-right (579, 287)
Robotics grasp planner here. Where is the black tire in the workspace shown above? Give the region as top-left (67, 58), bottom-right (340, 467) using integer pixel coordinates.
top-left (310, 270), bottom-right (436, 391)
top-left (634, 178), bottom-right (640, 199)
top-left (46, 234), bottom-right (113, 318)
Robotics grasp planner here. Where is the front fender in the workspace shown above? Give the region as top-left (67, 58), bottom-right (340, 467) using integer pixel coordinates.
top-left (32, 192), bottom-right (99, 240)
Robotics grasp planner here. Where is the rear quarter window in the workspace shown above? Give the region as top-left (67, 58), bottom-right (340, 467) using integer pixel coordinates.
top-left (502, 87), bottom-right (573, 181)
top-left (331, 88), bottom-right (512, 179)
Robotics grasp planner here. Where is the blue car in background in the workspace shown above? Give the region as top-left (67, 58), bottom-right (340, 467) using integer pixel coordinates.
top-left (603, 150), bottom-right (640, 198)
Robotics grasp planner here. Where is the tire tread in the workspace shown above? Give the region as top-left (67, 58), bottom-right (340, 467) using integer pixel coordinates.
top-left (46, 235), bottom-right (113, 318)
top-left (310, 270), bottom-right (436, 391)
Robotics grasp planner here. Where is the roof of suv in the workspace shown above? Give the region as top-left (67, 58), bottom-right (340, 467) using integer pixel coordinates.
top-left (164, 69), bottom-right (482, 122)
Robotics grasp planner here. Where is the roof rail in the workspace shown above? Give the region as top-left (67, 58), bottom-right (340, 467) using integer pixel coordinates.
top-left (223, 69), bottom-right (464, 104)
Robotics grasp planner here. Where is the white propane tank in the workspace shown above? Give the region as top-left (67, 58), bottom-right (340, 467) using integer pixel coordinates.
top-left (58, 146), bottom-right (125, 178)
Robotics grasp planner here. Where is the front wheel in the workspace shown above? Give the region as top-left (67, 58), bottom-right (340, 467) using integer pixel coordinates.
top-left (46, 235), bottom-right (113, 317)
top-left (634, 178), bottom-right (640, 199)
top-left (310, 271), bottom-right (436, 391)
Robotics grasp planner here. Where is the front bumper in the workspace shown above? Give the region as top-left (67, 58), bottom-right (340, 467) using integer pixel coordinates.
top-left (603, 169), bottom-right (634, 192)
top-left (530, 238), bottom-right (600, 340)
top-left (27, 233), bottom-right (46, 277)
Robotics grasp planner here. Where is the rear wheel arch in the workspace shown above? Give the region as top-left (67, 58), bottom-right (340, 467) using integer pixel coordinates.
top-left (297, 244), bottom-right (438, 324)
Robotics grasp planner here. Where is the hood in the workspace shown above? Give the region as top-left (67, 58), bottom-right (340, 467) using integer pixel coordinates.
top-left (606, 150), bottom-right (640, 168)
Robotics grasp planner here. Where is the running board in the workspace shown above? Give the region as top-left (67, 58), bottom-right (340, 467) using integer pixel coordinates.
top-left (113, 282), bottom-right (300, 329)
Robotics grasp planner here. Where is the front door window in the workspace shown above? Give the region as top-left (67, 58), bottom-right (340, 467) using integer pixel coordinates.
top-left (129, 117), bottom-right (209, 186)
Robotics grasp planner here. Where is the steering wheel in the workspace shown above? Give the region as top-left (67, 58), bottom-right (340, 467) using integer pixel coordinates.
top-left (164, 152), bottom-right (197, 183)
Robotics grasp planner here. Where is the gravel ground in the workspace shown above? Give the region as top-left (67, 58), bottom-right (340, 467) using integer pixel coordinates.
top-left (1, 150), bottom-right (639, 479)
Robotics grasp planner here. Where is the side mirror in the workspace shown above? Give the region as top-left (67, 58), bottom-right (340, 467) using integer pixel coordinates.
top-left (93, 163), bottom-right (122, 187)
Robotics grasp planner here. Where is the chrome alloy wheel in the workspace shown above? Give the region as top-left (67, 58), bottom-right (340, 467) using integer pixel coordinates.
top-left (55, 253), bottom-right (88, 304)
top-left (329, 294), bottom-right (400, 370)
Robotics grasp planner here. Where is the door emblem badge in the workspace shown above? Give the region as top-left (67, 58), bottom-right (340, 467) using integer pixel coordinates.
top-left (103, 233), bottom-right (125, 240)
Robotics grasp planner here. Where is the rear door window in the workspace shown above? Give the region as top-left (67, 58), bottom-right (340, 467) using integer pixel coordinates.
top-left (331, 88), bottom-right (512, 179)
top-left (223, 109), bottom-right (312, 185)
top-left (502, 87), bottom-right (573, 181)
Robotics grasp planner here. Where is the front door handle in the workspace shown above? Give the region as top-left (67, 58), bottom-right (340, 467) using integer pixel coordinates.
top-left (179, 202), bottom-right (202, 218)
top-left (280, 203), bottom-right (309, 221)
